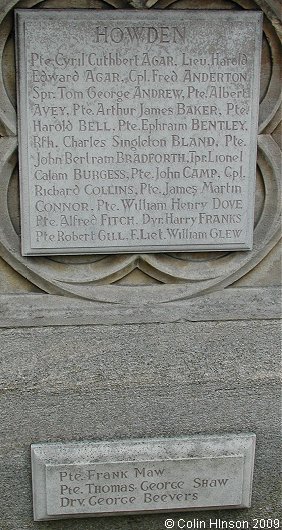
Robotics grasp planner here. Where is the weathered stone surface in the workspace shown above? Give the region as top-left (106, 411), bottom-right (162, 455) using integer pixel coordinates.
top-left (0, 2), bottom-right (280, 530)
top-left (0, 317), bottom-right (280, 528)
top-left (16, 10), bottom-right (262, 254)
top-left (0, 288), bottom-right (280, 328)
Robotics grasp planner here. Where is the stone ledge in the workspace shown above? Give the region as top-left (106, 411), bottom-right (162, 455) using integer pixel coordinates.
top-left (0, 287), bottom-right (280, 328)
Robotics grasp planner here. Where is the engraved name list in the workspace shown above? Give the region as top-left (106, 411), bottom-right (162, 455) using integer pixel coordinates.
top-left (31, 435), bottom-right (256, 520)
top-left (16, 10), bottom-right (262, 255)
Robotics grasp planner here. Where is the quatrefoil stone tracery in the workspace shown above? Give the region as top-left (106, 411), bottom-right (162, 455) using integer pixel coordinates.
top-left (0, 0), bottom-right (280, 302)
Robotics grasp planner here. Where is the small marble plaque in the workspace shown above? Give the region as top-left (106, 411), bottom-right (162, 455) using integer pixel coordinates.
top-left (31, 434), bottom-right (255, 520)
top-left (16, 10), bottom-right (262, 255)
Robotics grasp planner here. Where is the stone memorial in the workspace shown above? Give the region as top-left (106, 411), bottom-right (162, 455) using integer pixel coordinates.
top-left (31, 435), bottom-right (255, 520)
top-left (16, 10), bottom-right (262, 255)
top-left (0, 1), bottom-right (281, 530)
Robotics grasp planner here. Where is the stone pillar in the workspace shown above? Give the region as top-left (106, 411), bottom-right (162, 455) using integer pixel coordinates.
top-left (0, 1), bottom-right (280, 528)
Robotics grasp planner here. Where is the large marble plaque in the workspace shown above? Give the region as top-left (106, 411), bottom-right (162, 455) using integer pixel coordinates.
top-left (31, 434), bottom-right (255, 520)
top-left (15, 10), bottom-right (262, 255)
